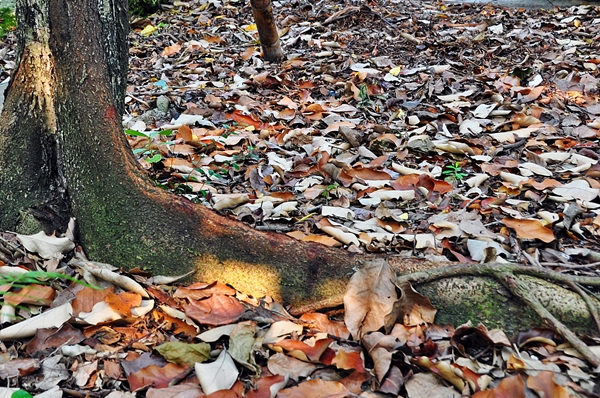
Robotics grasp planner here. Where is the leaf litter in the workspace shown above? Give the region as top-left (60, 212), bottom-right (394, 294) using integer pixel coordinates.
top-left (1, 0), bottom-right (600, 395)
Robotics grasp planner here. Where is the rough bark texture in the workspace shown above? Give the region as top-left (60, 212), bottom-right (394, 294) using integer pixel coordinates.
top-left (250, 0), bottom-right (284, 62)
top-left (0, 0), bottom-right (598, 339)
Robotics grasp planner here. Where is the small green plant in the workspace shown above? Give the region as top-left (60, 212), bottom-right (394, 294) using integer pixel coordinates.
top-left (126, 129), bottom-right (173, 163)
top-left (0, 7), bottom-right (16, 39)
top-left (357, 84), bottom-right (374, 109)
top-left (442, 161), bottom-right (468, 182)
top-left (321, 183), bottom-right (340, 203)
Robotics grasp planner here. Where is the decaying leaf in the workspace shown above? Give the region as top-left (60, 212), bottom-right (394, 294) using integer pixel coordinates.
top-left (344, 259), bottom-right (397, 339)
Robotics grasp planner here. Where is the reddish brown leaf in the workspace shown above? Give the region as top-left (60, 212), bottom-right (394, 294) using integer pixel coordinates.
top-left (0, 358), bottom-right (39, 379)
top-left (390, 174), bottom-right (420, 191)
top-left (331, 349), bottom-right (365, 372)
top-left (71, 285), bottom-right (113, 316)
top-left (183, 294), bottom-right (245, 326)
top-left (127, 362), bottom-right (189, 392)
top-left (161, 43), bottom-right (181, 57)
top-left (273, 337), bottom-right (333, 362)
top-left (26, 323), bottom-right (85, 355)
top-left (300, 313), bottom-right (350, 339)
top-left (346, 168), bottom-right (392, 180)
top-left (417, 174), bottom-right (454, 201)
top-left (103, 360), bottom-right (123, 380)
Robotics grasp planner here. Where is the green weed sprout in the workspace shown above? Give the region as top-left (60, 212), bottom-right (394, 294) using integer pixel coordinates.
top-left (442, 161), bottom-right (468, 182)
top-left (126, 129), bottom-right (174, 163)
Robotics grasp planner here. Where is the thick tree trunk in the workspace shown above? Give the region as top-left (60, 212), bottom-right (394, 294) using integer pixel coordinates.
top-left (250, 0), bottom-right (284, 62)
top-left (0, 0), bottom-right (357, 308)
top-left (0, 0), bottom-right (599, 341)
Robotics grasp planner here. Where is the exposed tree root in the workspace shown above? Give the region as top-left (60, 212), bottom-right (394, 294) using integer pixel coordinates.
top-left (291, 261), bottom-right (600, 367)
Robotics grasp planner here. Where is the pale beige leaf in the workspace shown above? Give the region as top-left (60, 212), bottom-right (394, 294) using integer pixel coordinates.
top-left (16, 231), bottom-right (75, 259)
top-left (195, 350), bottom-right (238, 395)
top-left (0, 302), bottom-right (73, 340)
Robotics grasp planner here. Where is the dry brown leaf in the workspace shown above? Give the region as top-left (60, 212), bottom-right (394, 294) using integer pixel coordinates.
top-left (344, 258), bottom-right (397, 339)
top-left (277, 378), bottom-right (348, 398)
top-left (183, 294), bottom-right (245, 326)
top-left (502, 218), bottom-right (555, 243)
top-left (267, 352), bottom-right (318, 382)
top-left (526, 371), bottom-right (569, 398)
top-left (472, 375), bottom-right (526, 398)
top-left (300, 312), bottom-right (350, 339)
top-left (161, 43), bottom-right (181, 57)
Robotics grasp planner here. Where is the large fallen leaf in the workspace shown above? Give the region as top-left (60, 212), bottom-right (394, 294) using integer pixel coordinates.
top-left (195, 349), bottom-right (238, 395)
top-left (361, 332), bottom-right (397, 382)
top-left (183, 294), bottom-right (245, 326)
top-left (344, 258), bottom-right (397, 339)
top-left (273, 337), bottom-right (332, 362)
top-left (526, 371), bottom-right (569, 398)
top-left (502, 218), bottom-right (555, 243)
top-left (16, 231), bottom-right (74, 259)
top-left (0, 302), bottom-right (73, 340)
top-left (0, 359), bottom-right (39, 379)
top-left (77, 264), bottom-right (149, 298)
top-left (387, 281), bottom-right (436, 328)
top-left (4, 284), bottom-right (55, 306)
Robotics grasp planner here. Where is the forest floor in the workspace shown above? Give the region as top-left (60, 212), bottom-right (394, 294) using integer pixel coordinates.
top-left (0, 0), bottom-right (600, 396)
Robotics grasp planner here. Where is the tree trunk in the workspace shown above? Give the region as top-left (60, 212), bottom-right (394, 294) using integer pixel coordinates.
top-left (0, 0), bottom-right (357, 308)
top-left (250, 0), bottom-right (284, 62)
top-left (0, 0), bottom-right (599, 340)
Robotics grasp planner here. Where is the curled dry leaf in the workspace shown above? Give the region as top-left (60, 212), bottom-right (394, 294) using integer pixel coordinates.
top-left (16, 231), bottom-right (75, 259)
top-left (77, 265), bottom-right (149, 298)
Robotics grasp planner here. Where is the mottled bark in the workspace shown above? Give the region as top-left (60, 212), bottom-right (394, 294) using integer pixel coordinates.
top-left (250, 0), bottom-right (284, 62)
